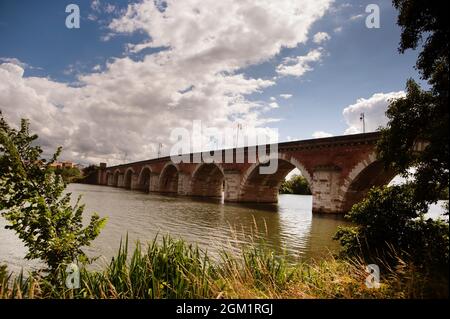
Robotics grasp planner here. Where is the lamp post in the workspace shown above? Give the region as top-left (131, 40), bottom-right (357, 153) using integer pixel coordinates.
top-left (157, 143), bottom-right (163, 158)
top-left (360, 113), bottom-right (366, 133)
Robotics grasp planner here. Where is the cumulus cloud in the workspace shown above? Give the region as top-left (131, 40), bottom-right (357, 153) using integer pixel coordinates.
top-left (350, 14), bottom-right (364, 21)
top-left (0, 0), bottom-right (332, 165)
top-left (279, 94), bottom-right (293, 99)
top-left (343, 91), bottom-right (405, 134)
top-left (269, 102), bottom-right (280, 109)
top-left (276, 48), bottom-right (323, 77)
top-left (312, 32), bottom-right (330, 44)
top-left (0, 57), bottom-right (41, 70)
top-left (312, 131), bottom-right (333, 138)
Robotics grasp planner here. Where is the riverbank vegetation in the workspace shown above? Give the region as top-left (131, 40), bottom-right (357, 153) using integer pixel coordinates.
top-left (279, 175), bottom-right (311, 195)
top-left (48, 166), bottom-right (82, 183)
top-left (0, 235), bottom-right (447, 299)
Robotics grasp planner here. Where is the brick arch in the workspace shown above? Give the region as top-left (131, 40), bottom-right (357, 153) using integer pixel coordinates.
top-left (159, 162), bottom-right (179, 193)
top-left (190, 163), bottom-right (225, 197)
top-left (105, 171), bottom-right (114, 185)
top-left (137, 165), bottom-right (152, 192)
top-left (340, 152), bottom-right (397, 212)
top-left (123, 167), bottom-right (136, 189)
top-left (238, 153), bottom-right (312, 203)
top-left (113, 169), bottom-right (121, 187)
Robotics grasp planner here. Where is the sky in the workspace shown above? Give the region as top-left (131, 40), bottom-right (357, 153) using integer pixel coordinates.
top-left (0, 0), bottom-right (423, 166)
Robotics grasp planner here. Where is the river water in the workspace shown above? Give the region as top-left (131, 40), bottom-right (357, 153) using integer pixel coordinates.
top-left (1, 183), bottom-right (446, 273)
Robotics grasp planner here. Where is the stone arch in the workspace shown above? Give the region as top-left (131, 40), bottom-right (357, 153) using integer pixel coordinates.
top-left (123, 168), bottom-right (135, 189)
top-left (113, 169), bottom-right (121, 187)
top-left (159, 162), bottom-right (179, 193)
top-left (340, 152), bottom-right (397, 212)
top-left (238, 153), bottom-right (312, 203)
top-left (105, 171), bottom-right (113, 185)
top-left (137, 165), bottom-right (152, 192)
top-left (190, 163), bottom-right (225, 197)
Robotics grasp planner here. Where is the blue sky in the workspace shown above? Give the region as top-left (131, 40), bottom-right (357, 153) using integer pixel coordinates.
top-left (0, 0), bottom-right (422, 164)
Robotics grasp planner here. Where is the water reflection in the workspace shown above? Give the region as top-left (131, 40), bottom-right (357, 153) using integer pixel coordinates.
top-left (1, 183), bottom-right (351, 272)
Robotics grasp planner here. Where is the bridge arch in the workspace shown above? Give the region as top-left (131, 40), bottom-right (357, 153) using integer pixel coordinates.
top-left (123, 168), bottom-right (135, 189)
top-left (113, 169), bottom-right (121, 187)
top-left (137, 165), bottom-right (152, 192)
top-left (159, 162), bottom-right (179, 193)
top-left (105, 171), bottom-right (113, 185)
top-left (190, 163), bottom-right (225, 197)
top-left (340, 152), bottom-right (396, 212)
top-left (238, 153), bottom-right (311, 203)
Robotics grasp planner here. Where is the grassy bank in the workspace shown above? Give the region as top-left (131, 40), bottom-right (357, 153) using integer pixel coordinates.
top-left (0, 235), bottom-right (447, 299)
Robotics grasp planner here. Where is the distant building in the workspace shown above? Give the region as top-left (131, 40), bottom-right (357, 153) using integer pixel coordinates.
top-left (49, 161), bottom-right (76, 169)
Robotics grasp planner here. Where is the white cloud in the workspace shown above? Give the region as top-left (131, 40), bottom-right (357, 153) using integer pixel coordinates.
top-left (312, 131), bottom-right (333, 138)
top-left (350, 14), bottom-right (364, 21)
top-left (312, 32), bottom-right (330, 44)
top-left (0, 0), bottom-right (332, 165)
top-left (279, 94), bottom-right (292, 99)
top-left (0, 57), bottom-right (41, 70)
top-left (343, 91), bottom-right (405, 134)
top-left (270, 96), bottom-right (276, 101)
top-left (105, 4), bottom-right (116, 14)
top-left (333, 26), bottom-right (343, 33)
top-left (276, 48), bottom-right (323, 77)
top-left (91, 0), bottom-right (101, 12)
top-left (269, 102), bottom-right (279, 109)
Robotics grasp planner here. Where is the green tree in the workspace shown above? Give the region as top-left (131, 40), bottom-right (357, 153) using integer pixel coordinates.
top-left (279, 174), bottom-right (311, 195)
top-left (52, 166), bottom-right (82, 183)
top-left (378, 0), bottom-right (449, 204)
top-left (335, 185), bottom-right (448, 270)
top-left (0, 112), bottom-right (107, 275)
top-left (335, 0), bottom-right (449, 271)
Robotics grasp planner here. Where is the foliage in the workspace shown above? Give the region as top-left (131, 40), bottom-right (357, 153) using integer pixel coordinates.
top-left (0, 112), bottom-right (107, 275)
top-left (378, 0), bottom-right (449, 205)
top-left (0, 235), bottom-right (446, 299)
top-left (279, 175), bottom-right (311, 195)
top-left (78, 164), bottom-right (100, 184)
top-left (335, 0), bottom-right (449, 276)
top-left (50, 166), bottom-right (82, 183)
top-left (334, 185), bottom-right (449, 271)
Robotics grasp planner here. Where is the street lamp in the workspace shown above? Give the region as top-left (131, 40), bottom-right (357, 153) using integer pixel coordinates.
top-left (360, 113), bottom-right (365, 133)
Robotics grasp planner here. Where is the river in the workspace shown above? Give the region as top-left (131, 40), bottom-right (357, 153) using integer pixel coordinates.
top-left (1, 183), bottom-right (446, 273)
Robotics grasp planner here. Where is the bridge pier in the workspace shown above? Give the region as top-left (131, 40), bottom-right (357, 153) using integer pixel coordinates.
top-left (177, 172), bottom-right (191, 195)
top-left (311, 166), bottom-right (344, 214)
top-left (223, 170), bottom-right (241, 202)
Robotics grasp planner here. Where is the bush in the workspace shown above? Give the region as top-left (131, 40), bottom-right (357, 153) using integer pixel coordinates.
top-left (0, 112), bottom-right (107, 275)
top-left (279, 175), bottom-right (311, 195)
top-left (334, 185), bottom-right (449, 272)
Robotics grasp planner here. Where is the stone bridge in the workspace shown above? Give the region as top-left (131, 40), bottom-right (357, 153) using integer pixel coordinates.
top-left (95, 132), bottom-right (415, 214)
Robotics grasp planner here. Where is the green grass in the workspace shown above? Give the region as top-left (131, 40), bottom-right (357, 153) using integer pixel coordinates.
top-left (0, 235), bottom-right (447, 299)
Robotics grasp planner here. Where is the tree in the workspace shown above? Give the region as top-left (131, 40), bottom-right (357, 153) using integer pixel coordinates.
top-left (378, 0), bottom-right (449, 205)
top-left (52, 166), bottom-right (82, 183)
top-left (0, 112), bottom-right (107, 275)
top-left (335, 185), bottom-right (448, 270)
top-left (335, 0), bottom-right (449, 271)
top-left (279, 175), bottom-right (311, 195)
